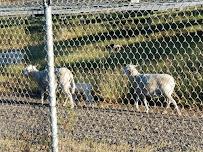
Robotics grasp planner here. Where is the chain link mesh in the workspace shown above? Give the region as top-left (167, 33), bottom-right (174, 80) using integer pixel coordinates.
top-left (0, 7), bottom-right (51, 151)
top-left (53, 4), bottom-right (203, 151)
top-left (0, 0), bottom-right (203, 151)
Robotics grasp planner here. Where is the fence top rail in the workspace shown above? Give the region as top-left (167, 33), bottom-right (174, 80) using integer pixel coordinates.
top-left (0, 0), bottom-right (202, 6)
top-left (0, 1), bottom-right (202, 16)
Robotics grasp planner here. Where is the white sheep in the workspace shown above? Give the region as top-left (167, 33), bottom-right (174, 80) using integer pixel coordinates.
top-left (23, 65), bottom-right (76, 108)
top-left (123, 64), bottom-right (181, 115)
top-left (75, 83), bottom-right (94, 102)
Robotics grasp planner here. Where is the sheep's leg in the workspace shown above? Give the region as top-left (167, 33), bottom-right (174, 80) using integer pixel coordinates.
top-left (64, 90), bottom-right (75, 109)
top-left (168, 96), bottom-right (181, 116)
top-left (134, 96), bottom-right (140, 112)
top-left (143, 96), bottom-right (149, 113)
top-left (136, 101), bottom-right (139, 111)
top-left (68, 93), bottom-right (75, 109)
top-left (162, 99), bottom-right (170, 114)
top-left (41, 91), bottom-right (45, 104)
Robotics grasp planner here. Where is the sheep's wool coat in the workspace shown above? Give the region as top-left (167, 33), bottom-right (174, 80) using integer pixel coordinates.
top-left (130, 74), bottom-right (175, 96)
top-left (29, 68), bottom-right (75, 93)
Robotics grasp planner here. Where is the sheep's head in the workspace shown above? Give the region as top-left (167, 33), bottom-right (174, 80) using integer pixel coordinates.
top-left (124, 64), bottom-right (140, 76)
top-left (23, 65), bottom-right (38, 76)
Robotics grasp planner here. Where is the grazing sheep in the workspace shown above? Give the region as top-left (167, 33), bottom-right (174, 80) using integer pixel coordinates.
top-left (23, 65), bottom-right (76, 108)
top-left (123, 64), bottom-right (181, 115)
top-left (75, 83), bottom-right (94, 102)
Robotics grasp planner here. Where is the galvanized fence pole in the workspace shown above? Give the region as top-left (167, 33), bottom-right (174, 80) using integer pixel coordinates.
top-left (44, 0), bottom-right (58, 152)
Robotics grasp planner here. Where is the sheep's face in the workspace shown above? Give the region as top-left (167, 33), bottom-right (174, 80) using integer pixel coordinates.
top-left (124, 64), bottom-right (139, 76)
top-left (23, 65), bottom-right (38, 76)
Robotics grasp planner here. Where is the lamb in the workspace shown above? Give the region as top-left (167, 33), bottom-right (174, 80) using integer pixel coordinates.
top-left (123, 64), bottom-right (181, 115)
top-left (23, 65), bottom-right (76, 108)
top-left (75, 83), bottom-right (94, 102)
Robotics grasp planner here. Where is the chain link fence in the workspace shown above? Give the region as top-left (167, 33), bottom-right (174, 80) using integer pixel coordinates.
top-left (0, 4), bottom-right (52, 151)
top-left (0, 0), bottom-right (203, 151)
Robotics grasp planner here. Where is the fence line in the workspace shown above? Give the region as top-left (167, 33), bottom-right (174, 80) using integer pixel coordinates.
top-left (1, 1), bottom-right (203, 16)
top-left (0, 0), bottom-right (202, 151)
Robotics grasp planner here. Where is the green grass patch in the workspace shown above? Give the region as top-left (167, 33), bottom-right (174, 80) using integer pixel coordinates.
top-left (0, 27), bottom-right (31, 50)
top-left (54, 23), bottom-right (108, 40)
top-left (55, 44), bottom-right (109, 65)
top-left (53, 24), bottom-right (202, 65)
top-left (0, 7), bottom-right (202, 106)
top-left (96, 68), bottom-right (128, 102)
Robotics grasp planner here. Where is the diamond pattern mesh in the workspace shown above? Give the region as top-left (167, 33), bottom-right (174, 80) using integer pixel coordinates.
top-left (0, 1), bottom-right (202, 151)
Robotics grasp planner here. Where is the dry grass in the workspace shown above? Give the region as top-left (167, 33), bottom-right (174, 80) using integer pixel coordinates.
top-left (0, 139), bottom-right (49, 152)
top-left (59, 139), bottom-right (130, 152)
top-left (96, 68), bottom-right (129, 102)
top-left (2, 138), bottom-right (201, 152)
top-left (0, 138), bottom-right (130, 152)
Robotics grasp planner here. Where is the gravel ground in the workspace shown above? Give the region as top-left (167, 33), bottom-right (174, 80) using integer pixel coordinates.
top-left (0, 103), bottom-right (50, 143)
top-left (0, 101), bottom-right (203, 151)
top-left (62, 107), bottom-right (203, 151)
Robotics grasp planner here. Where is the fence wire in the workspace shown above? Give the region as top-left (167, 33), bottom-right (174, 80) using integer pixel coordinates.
top-left (1, 0), bottom-right (203, 8)
top-left (0, 0), bottom-right (203, 152)
top-left (0, 10), bottom-right (52, 151)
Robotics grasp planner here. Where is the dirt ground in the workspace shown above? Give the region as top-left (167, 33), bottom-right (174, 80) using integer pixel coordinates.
top-left (0, 99), bottom-right (203, 151)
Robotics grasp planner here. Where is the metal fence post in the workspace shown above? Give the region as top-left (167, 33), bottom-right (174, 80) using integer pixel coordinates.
top-left (44, 0), bottom-right (58, 152)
